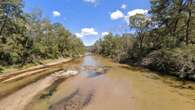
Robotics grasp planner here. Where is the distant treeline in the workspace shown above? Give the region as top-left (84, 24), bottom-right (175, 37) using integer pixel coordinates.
top-left (0, 0), bottom-right (85, 67)
top-left (92, 0), bottom-right (195, 80)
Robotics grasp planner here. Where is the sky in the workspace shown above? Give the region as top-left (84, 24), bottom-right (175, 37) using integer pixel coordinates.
top-left (23, 0), bottom-right (151, 46)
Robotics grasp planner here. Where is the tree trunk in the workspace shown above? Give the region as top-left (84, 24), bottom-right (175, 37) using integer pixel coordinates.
top-left (185, 0), bottom-right (192, 45)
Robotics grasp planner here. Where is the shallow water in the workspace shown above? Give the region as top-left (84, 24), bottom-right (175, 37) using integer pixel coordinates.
top-left (26, 55), bottom-right (195, 110)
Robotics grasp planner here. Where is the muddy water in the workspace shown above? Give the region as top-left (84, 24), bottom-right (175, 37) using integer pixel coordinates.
top-left (26, 55), bottom-right (195, 110)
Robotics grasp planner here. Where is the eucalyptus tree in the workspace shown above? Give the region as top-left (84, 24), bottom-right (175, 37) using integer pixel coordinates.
top-left (0, 1), bottom-right (85, 66)
top-left (0, 0), bottom-right (32, 65)
top-left (129, 14), bottom-right (150, 49)
top-left (150, 0), bottom-right (195, 46)
top-left (184, 0), bottom-right (194, 44)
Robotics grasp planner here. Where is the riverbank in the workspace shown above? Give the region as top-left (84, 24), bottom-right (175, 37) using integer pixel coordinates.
top-left (94, 46), bottom-right (195, 82)
top-left (0, 57), bottom-right (76, 100)
top-left (22, 55), bottom-right (195, 110)
top-left (0, 69), bottom-right (79, 110)
top-left (0, 58), bottom-right (74, 74)
top-left (1, 55), bottom-right (195, 110)
top-left (92, 31), bottom-right (195, 81)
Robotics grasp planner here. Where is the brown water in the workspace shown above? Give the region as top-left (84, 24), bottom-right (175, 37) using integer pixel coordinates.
top-left (25, 55), bottom-right (195, 110)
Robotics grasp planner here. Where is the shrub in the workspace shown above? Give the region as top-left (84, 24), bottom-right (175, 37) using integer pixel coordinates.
top-left (141, 45), bottom-right (195, 80)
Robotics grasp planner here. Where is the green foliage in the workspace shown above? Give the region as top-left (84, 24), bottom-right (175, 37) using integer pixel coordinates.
top-left (141, 45), bottom-right (195, 80)
top-left (93, 0), bottom-right (195, 80)
top-left (129, 14), bottom-right (150, 49)
top-left (0, 0), bottom-right (85, 66)
top-left (150, 0), bottom-right (195, 46)
top-left (92, 33), bottom-right (135, 62)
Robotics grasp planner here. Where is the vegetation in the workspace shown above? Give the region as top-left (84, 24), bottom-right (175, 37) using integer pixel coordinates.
top-left (92, 0), bottom-right (195, 80)
top-left (0, 0), bottom-right (85, 68)
top-left (92, 33), bottom-right (135, 62)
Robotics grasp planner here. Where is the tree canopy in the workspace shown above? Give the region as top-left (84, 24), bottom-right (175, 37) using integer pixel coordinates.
top-left (0, 0), bottom-right (85, 66)
top-left (92, 0), bottom-right (195, 80)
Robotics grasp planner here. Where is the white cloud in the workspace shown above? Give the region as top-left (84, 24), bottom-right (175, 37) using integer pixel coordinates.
top-left (75, 33), bottom-right (83, 38)
top-left (83, 0), bottom-right (96, 4)
top-left (76, 28), bottom-right (98, 37)
top-left (127, 9), bottom-right (148, 17)
top-left (110, 10), bottom-right (124, 20)
top-left (124, 9), bottom-right (148, 24)
top-left (52, 11), bottom-right (61, 17)
top-left (121, 4), bottom-right (127, 9)
top-left (101, 32), bottom-right (109, 36)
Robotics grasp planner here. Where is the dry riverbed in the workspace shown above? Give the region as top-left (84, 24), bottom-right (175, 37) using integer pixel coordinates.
top-left (1, 55), bottom-right (195, 110)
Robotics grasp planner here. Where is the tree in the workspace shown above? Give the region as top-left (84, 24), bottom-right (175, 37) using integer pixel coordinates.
top-left (0, 1), bottom-right (85, 66)
top-left (150, 0), bottom-right (195, 46)
top-left (92, 33), bottom-right (135, 62)
top-left (184, 0), bottom-right (194, 44)
top-left (0, 0), bottom-right (32, 65)
top-left (129, 14), bottom-right (150, 49)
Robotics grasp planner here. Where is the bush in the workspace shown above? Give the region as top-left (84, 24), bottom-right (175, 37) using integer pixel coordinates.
top-left (141, 45), bottom-right (195, 80)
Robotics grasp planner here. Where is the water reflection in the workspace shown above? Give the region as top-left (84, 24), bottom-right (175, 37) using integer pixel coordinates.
top-left (79, 55), bottom-right (109, 78)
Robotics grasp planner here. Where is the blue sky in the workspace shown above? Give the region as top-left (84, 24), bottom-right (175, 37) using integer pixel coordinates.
top-left (23, 0), bottom-right (150, 46)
